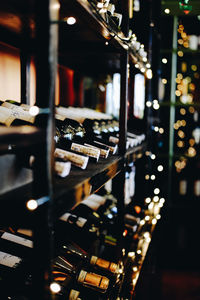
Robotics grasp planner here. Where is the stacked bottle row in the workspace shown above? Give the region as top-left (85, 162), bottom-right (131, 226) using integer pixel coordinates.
top-left (0, 177), bottom-right (163, 299)
top-left (0, 100), bottom-right (145, 175)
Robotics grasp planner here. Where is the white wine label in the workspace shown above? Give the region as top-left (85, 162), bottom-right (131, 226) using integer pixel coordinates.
top-left (1, 232), bottom-right (33, 248)
top-left (76, 217), bottom-right (87, 228)
top-left (194, 180), bottom-right (200, 196)
top-left (0, 251), bottom-right (22, 268)
top-left (179, 180), bottom-right (187, 195)
top-left (55, 113), bottom-right (66, 121)
top-left (71, 143), bottom-right (100, 161)
top-left (59, 212), bottom-right (72, 222)
top-left (59, 213), bottom-right (87, 228)
top-left (69, 290), bottom-right (80, 300)
top-left (81, 199), bottom-right (101, 211)
top-left (86, 193), bottom-right (106, 205)
top-left (84, 143), bottom-right (109, 158)
top-left (54, 161), bottom-right (71, 178)
top-left (54, 148), bottom-right (89, 169)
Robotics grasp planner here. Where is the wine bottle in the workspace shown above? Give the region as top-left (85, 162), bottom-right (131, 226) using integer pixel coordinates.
top-left (55, 212), bottom-right (101, 250)
top-left (0, 230), bottom-right (33, 259)
top-left (51, 269), bottom-right (83, 300)
top-left (0, 103), bottom-right (46, 127)
top-left (58, 240), bottom-right (119, 276)
top-left (0, 106), bottom-right (33, 127)
top-left (53, 256), bottom-right (110, 293)
top-left (55, 106), bottom-right (118, 154)
top-left (0, 250), bottom-right (32, 298)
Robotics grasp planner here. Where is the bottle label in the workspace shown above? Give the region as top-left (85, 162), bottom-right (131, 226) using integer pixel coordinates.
top-left (194, 180), bottom-right (200, 196)
top-left (59, 213), bottom-right (87, 228)
top-left (55, 161), bottom-right (71, 178)
top-left (78, 270), bottom-right (109, 291)
top-left (84, 143), bottom-right (109, 159)
top-left (81, 199), bottom-right (101, 211)
top-left (54, 148), bottom-right (88, 169)
top-left (179, 180), bottom-right (187, 195)
top-left (0, 251), bottom-right (22, 268)
top-left (55, 113), bottom-right (66, 121)
top-left (90, 256), bottom-right (118, 273)
top-left (69, 289), bottom-right (80, 300)
top-left (71, 143), bottom-right (100, 161)
top-left (1, 232), bottom-right (33, 248)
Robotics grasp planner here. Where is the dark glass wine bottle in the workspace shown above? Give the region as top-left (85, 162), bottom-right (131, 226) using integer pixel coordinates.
top-left (0, 250), bottom-right (32, 298)
top-left (52, 256), bottom-right (110, 294)
top-left (0, 230), bottom-right (33, 259)
top-left (58, 240), bottom-right (119, 276)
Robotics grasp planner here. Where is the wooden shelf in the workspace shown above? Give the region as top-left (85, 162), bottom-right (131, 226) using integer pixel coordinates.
top-left (0, 142), bottom-right (146, 224)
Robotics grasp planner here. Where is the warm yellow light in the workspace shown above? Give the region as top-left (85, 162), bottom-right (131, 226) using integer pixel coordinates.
top-left (26, 199), bottom-right (38, 211)
top-left (175, 90), bottom-right (181, 97)
top-left (152, 218), bottom-right (157, 225)
top-left (180, 108), bottom-right (186, 115)
top-left (145, 174), bottom-right (150, 180)
top-left (50, 282), bottom-right (61, 293)
top-left (164, 8), bottom-right (170, 14)
top-left (162, 78), bottom-right (167, 84)
top-left (178, 130), bottom-right (185, 138)
top-left (191, 65), bottom-right (197, 71)
top-left (151, 154), bottom-right (156, 160)
top-left (178, 39), bottom-right (183, 45)
top-left (146, 69), bottom-right (153, 79)
top-left (159, 128), bottom-right (164, 134)
top-left (156, 214), bottom-right (161, 220)
top-left (177, 140), bottom-right (184, 148)
top-left (178, 51), bottom-right (184, 57)
top-left (128, 251), bottom-right (135, 258)
top-left (133, 266), bottom-right (138, 272)
top-left (177, 73), bottom-right (183, 79)
top-left (162, 58), bottom-right (168, 64)
top-left (157, 165), bottom-right (164, 172)
top-left (154, 188), bottom-right (160, 195)
top-left (153, 196), bottom-right (159, 202)
top-left (148, 202), bottom-right (154, 210)
top-left (154, 126), bottom-right (159, 132)
top-left (29, 106), bottom-right (39, 116)
top-left (65, 16), bottom-right (76, 25)
top-left (189, 138), bottom-right (195, 146)
top-left (189, 106), bottom-right (195, 113)
top-left (145, 197), bottom-right (151, 203)
top-left (187, 147), bottom-right (196, 157)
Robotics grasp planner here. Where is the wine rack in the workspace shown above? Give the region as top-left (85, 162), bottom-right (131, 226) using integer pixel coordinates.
top-left (0, 1), bottom-right (161, 299)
